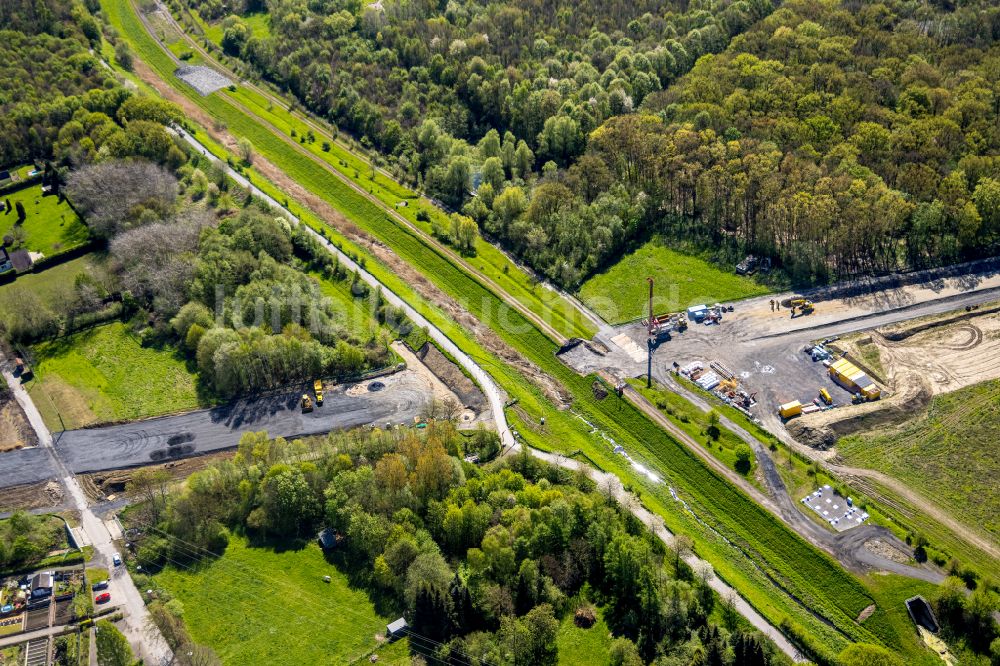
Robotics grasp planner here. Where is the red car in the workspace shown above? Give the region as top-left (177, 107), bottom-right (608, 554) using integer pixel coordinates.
top-left (95, 592), bottom-right (111, 604)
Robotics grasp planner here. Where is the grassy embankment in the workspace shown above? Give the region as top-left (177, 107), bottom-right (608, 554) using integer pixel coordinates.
top-left (0, 184), bottom-right (89, 259)
top-left (579, 239), bottom-right (771, 324)
top-left (152, 537), bottom-right (411, 665)
top-left (838, 379), bottom-right (1000, 573)
top-left (633, 380), bottom-right (763, 491)
top-left (102, 2), bottom-right (928, 658)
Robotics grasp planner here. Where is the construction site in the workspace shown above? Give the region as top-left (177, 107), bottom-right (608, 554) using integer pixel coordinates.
top-left (563, 261), bottom-right (1000, 449)
top-left (786, 302), bottom-right (1000, 449)
top-left (559, 259), bottom-right (1000, 571)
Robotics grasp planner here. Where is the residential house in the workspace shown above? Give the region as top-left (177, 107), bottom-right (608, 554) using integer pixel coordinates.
top-left (30, 572), bottom-right (53, 599)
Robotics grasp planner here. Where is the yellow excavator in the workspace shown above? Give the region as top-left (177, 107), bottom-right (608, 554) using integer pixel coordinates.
top-left (789, 298), bottom-right (815, 317)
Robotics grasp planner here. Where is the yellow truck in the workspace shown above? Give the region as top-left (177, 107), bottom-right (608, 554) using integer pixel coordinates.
top-left (819, 388), bottom-right (832, 405)
top-left (314, 379), bottom-right (324, 406)
top-left (779, 400), bottom-right (803, 419)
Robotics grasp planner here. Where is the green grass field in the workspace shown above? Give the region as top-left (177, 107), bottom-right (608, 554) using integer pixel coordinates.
top-left (0, 255), bottom-right (104, 325)
top-left (1, 185), bottom-right (89, 259)
top-left (858, 574), bottom-right (944, 666)
top-left (200, 12), bottom-right (270, 45)
top-left (556, 606), bottom-right (612, 665)
top-left (30, 322), bottom-right (204, 430)
top-left (312, 271), bottom-right (381, 342)
top-left (153, 537), bottom-right (410, 665)
top-left (578, 239), bottom-right (770, 323)
top-left (838, 379), bottom-right (1000, 568)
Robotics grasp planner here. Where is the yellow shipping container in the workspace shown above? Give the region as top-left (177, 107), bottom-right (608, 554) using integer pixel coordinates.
top-left (829, 357), bottom-right (880, 399)
top-left (779, 401), bottom-right (803, 418)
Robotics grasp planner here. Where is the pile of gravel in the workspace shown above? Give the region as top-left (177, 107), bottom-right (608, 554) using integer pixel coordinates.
top-left (175, 65), bottom-right (233, 96)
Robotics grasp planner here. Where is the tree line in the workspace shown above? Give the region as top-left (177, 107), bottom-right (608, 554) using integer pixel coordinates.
top-left (183, 0), bottom-right (999, 287)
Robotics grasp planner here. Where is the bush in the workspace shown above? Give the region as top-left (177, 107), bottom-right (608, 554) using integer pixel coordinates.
top-left (573, 605), bottom-right (596, 628)
top-left (838, 643), bottom-right (905, 666)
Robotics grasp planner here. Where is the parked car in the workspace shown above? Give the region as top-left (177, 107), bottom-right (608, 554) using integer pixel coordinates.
top-left (95, 592), bottom-right (111, 604)
top-left (112, 552), bottom-right (122, 567)
top-left (92, 581), bottom-right (109, 591)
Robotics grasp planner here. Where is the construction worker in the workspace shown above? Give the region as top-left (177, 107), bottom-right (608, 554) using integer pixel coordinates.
top-left (770, 299), bottom-right (775, 312)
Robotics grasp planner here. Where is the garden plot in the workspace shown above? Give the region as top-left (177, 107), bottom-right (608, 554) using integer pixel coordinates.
top-left (801, 485), bottom-right (868, 532)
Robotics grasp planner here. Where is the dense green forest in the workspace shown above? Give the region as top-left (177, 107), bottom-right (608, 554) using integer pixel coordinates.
top-left (130, 425), bottom-right (796, 665)
top-left (185, 0), bottom-right (1000, 285)
top-left (0, 0), bottom-right (112, 166)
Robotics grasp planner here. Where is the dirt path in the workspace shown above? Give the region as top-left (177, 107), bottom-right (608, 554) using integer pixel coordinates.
top-left (827, 461), bottom-right (1000, 561)
top-left (221, 91), bottom-right (568, 344)
top-left (147, 0), bottom-right (569, 345)
top-left (123, 20), bottom-right (570, 409)
top-left (521, 444), bottom-right (808, 662)
top-left (390, 342), bottom-right (463, 407)
top-left (606, 370), bottom-right (943, 583)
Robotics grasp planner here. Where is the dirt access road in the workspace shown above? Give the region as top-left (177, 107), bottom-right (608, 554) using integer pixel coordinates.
top-left (618, 371), bottom-right (943, 583)
top-left (143, 0), bottom-right (572, 346)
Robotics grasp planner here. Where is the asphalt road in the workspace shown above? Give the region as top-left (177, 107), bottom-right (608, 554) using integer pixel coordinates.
top-left (52, 372), bottom-right (430, 474)
top-left (0, 446), bottom-right (55, 488)
top-left (564, 262), bottom-right (1000, 418)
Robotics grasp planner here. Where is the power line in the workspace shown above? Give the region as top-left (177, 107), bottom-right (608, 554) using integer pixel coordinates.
top-left (138, 525), bottom-right (490, 666)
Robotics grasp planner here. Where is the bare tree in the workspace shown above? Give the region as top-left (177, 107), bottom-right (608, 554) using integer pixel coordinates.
top-left (65, 160), bottom-right (179, 238)
top-left (110, 211), bottom-right (207, 313)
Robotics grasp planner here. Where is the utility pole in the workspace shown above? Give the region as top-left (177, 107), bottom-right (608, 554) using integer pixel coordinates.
top-left (647, 277), bottom-right (654, 388)
top-left (647, 276), bottom-right (655, 337)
